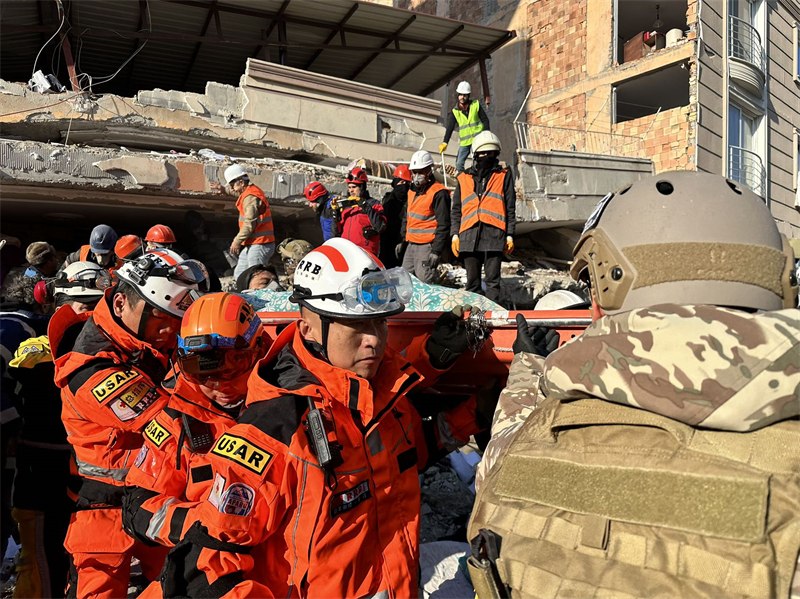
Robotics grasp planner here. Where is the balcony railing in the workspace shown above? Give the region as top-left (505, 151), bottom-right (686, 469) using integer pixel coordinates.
top-left (728, 145), bottom-right (766, 196)
top-left (514, 122), bottom-right (646, 158)
top-left (728, 16), bottom-right (766, 73)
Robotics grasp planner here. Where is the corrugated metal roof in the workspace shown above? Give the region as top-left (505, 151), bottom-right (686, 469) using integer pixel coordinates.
top-left (0, 0), bottom-right (514, 97)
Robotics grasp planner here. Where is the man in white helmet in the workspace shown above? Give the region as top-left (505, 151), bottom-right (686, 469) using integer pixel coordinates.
top-left (439, 81), bottom-right (490, 173)
top-left (399, 149), bottom-right (451, 283)
top-left (48, 249), bottom-right (209, 598)
top-left (221, 164), bottom-right (276, 281)
top-left (468, 171), bottom-right (800, 599)
top-left (451, 130), bottom-right (516, 304)
top-left (159, 238), bottom-right (491, 598)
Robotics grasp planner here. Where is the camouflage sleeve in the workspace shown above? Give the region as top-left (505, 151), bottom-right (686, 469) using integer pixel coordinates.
top-left (475, 351), bottom-right (547, 493)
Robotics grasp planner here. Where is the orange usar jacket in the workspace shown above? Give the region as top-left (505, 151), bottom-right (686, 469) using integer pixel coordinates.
top-left (163, 322), bottom-right (483, 599)
top-left (122, 370), bottom-right (239, 548)
top-left (236, 184), bottom-right (275, 245)
top-left (48, 295), bottom-right (172, 509)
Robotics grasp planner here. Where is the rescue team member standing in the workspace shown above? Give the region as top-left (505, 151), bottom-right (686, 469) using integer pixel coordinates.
top-left (49, 249), bottom-right (208, 599)
top-left (451, 130), bottom-right (515, 303)
top-left (123, 293), bottom-right (267, 551)
top-left (439, 81), bottom-right (490, 173)
top-left (223, 164), bottom-right (275, 282)
top-left (303, 181), bottom-right (338, 242)
top-left (400, 150), bottom-right (451, 283)
top-left (469, 171), bottom-right (800, 599)
top-left (381, 164), bottom-right (412, 268)
top-left (160, 238), bottom-right (486, 598)
top-left (62, 224), bottom-right (119, 270)
top-left (337, 167), bottom-right (387, 256)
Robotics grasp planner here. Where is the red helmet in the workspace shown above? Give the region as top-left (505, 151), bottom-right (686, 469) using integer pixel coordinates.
top-left (346, 167), bottom-right (368, 185)
top-left (392, 165), bottom-right (412, 182)
top-left (145, 224), bottom-right (176, 244)
top-left (304, 181), bottom-right (328, 203)
top-left (114, 234), bottom-right (143, 260)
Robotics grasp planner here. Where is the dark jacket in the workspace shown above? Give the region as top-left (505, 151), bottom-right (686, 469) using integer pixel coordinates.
top-left (450, 165), bottom-right (516, 253)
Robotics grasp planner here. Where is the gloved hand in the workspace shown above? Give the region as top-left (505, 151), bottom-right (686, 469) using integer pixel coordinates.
top-left (426, 252), bottom-right (439, 268)
top-left (427, 305), bottom-right (472, 369)
top-left (438, 142), bottom-right (448, 154)
top-left (395, 242), bottom-right (406, 260)
top-left (512, 314), bottom-right (561, 356)
top-left (451, 235), bottom-right (460, 257)
top-left (504, 236), bottom-right (514, 255)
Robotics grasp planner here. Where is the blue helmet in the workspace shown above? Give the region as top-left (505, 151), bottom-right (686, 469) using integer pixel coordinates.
top-left (90, 224), bottom-right (118, 255)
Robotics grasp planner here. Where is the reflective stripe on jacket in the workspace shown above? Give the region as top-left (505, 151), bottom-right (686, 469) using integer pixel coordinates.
top-left (236, 185), bottom-right (274, 245)
top-left (452, 100), bottom-right (484, 147)
top-left (458, 169), bottom-right (508, 234)
top-left (406, 182), bottom-right (445, 244)
top-left (49, 294), bottom-right (171, 509)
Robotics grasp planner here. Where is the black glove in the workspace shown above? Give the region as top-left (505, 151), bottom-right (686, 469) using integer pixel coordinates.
top-left (427, 305), bottom-right (471, 369)
top-left (426, 252), bottom-right (440, 268)
top-left (512, 313), bottom-right (561, 356)
top-left (395, 242), bottom-right (406, 260)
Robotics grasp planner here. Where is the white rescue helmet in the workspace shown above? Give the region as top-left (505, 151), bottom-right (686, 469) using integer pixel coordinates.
top-left (223, 164), bottom-right (248, 185)
top-left (456, 81), bottom-right (472, 95)
top-left (54, 261), bottom-right (111, 302)
top-left (533, 289), bottom-right (586, 311)
top-left (471, 130), bottom-right (501, 154)
top-left (291, 237), bottom-right (412, 319)
top-left (409, 150), bottom-right (434, 171)
top-left (115, 249), bottom-right (209, 317)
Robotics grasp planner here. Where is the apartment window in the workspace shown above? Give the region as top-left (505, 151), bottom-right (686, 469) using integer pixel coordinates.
top-left (614, 63), bottom-right (690, 122)
top-left (728, 103), bottom-right (766, 196)
top-left (729, 0), bottom-right (766, 73)
top-left (615, 0), bottom-right (688, 64)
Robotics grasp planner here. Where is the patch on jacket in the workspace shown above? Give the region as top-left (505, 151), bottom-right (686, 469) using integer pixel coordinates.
top-left (208, 473), bottom-right (227, 509)
top-left (330, 480), bottom-right (371, 517)
top-left (219, 483), bottom-right (255, 516)
top-left (211, 433), bottom-right (272, 475)
top-left (134, 445), bottom-right (149, 468)
top-left (92, 369), bottom-right (140, 401)
top-left (144, 419), bottom-right (171, 447)
top-left (108, 381), bottom-right (160, 422)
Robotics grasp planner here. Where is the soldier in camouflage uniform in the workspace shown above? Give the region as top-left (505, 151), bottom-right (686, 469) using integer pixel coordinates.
top-left (470, 171), bottom-right (800, 599)
top-left (276, 238), bottom-right (313, 285)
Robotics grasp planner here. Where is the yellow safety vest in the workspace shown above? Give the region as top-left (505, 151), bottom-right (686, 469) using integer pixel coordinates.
top-left (453, 100), bottom-right (484, 147)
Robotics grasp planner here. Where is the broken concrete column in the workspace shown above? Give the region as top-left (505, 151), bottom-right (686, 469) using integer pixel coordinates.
top-left (94, 156), bottom-right (169, 187)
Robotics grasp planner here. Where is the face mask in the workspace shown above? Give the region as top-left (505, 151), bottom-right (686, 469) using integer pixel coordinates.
top-left (411, 174), bottom-right (427, 189)
top-left (475, 155), bottom-right (497, 171)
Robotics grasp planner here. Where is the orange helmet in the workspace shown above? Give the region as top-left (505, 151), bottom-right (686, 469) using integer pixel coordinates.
top-left (392, 165), bottom-right (412, 182)
top-left (346, 167), bottom-right (368, 185)
top-left (176, 293), bottom-right (264, 392)
top-left (114, 234), bottom-right (143, 261)
top-left (145, 224), bottom-right (176, 245)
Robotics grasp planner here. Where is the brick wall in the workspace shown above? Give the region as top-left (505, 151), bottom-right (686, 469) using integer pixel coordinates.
top-left (527, 93), bottom-right (585, 128)
top-left (528, 0), bottom-right (587, 96)
top-left (614, 106), bottom-right (694, 173)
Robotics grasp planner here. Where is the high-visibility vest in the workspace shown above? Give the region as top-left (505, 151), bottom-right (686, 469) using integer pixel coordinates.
top-left (79, 245), bottom-right (92, 261)
top-left (458, 170), bottom-right (507, 234)
top-left (452, 100), bottom-right (484, 147)
top-left (236, 185), bottom-right (274, 245)
top-left (406, 182), bottom-right (445, 244)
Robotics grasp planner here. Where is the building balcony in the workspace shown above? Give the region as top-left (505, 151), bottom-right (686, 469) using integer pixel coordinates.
top-left (728, 16), bottom-right (766, 97)
top-left (728, 145), bottom-right (766, 197)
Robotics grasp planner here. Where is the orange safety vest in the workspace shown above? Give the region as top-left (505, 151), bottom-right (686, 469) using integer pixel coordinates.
top-left (458, 170), bottom-right (508, 234)
top-left (235, 185), bottom-right (274, 246)
top-left (79, 245), bottom-right (92, 261)
top-left (406, 182), bottom-right (445, 244)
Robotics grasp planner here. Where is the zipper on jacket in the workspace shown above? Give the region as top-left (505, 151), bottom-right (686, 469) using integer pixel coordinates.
top-left (393, 408), bottom-right (411, 445)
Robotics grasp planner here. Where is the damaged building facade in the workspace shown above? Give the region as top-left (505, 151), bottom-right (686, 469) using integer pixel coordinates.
top-left (402, 0), bottom-right (800, 243)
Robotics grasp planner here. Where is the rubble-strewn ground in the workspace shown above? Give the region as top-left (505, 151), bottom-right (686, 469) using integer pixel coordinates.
top-left (420, 460), bottom-right (476, 544)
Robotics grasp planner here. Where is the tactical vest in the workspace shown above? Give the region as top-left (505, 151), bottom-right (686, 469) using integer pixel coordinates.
top-left (406, 182), bottom-right (445, 244)
top-left (453, 100), bottom-right (484, 147)
top-left (236, 185), bottom-right (275, 245)
top-left (468, 397), bottom-right (800, 599)
top-left (458, 170), bottom-right (507, 234)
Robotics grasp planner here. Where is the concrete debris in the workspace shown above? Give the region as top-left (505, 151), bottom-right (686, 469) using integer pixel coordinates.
top-left (94, 156), bottom-right (169, 187)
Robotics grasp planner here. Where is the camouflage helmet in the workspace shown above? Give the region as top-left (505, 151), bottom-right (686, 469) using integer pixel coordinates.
top-left (571, 171), bottom-right (797, 314)
top-left (277, 238), bottom-right (314, 262)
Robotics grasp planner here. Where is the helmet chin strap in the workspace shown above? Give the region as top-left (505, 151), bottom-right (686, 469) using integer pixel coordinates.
top-left (136, 301), bottom-right (153, 339)
top-left (319, 316), bottom-right (331, 360)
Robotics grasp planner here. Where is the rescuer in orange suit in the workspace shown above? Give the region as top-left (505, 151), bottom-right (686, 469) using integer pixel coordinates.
top-left (450, 130), bottom-right (516, 304)
top-left (158, 237), bottom-right (488, 598)
top-left (122, 292), bottom-right (268, 551)
top-left (49, 249), bottom-right (208, 599)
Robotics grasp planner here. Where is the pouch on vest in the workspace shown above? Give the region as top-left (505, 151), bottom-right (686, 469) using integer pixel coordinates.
top-left (468, 528), bottom-right (509, 599)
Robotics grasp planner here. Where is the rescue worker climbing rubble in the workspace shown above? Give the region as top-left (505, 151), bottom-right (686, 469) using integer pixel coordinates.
top-left (122, 293), bottom-right (268, 552)
top-left (451, 130), bottom-right (516, 304)
top-left (48, 249), bottom-right (209, 599)
top-left (159, 237), bottom-right (488, 598)
top-left (223, 164), bottom-right (276, 282)
top-left (439, 81), bottom-right (490, 173)
top-left (400, 150), bottom-right (451, 283)
top-left (469, 171), bottom-right (800, 599)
